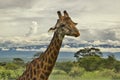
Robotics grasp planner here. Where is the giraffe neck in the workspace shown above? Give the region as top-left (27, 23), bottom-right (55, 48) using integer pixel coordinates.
top-left (43, 31), bottom-right (64, 72)
top-left (45, 31), bottom-right (64, 53)
top-left (17, 32), bottom-right (65, 80)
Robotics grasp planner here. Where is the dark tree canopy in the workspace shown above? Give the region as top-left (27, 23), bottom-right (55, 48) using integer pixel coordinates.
top-left (74, 47), bottom-right (102, 60)
top-left (13, 58), bottom-right (25, 66)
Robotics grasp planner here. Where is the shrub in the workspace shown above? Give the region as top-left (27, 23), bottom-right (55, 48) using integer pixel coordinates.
top-left (0, 65), bottom-right (24, 80)
top-left (69, 66), bottom-right (85, 77)
top-left (13, 58), bottom-right (25, 66)
top-left (0, 62), bottom-right (6, 66)
top-left (112, 73), bottom-right (120, 80)
top-left (114, 61), bottom-right (120, 73)
top-left (5, 63), bottom-right (19, 70)
top-left (52, 70), bottom-right (66, 75)
top-left (100, 69), bottom-right (114, 77)
top-left (79, 56), bottom-right (102, 71)
top-left (55, 61), bottom-right (74, 74)
top-left (103, 55), bottom-right (116, 69)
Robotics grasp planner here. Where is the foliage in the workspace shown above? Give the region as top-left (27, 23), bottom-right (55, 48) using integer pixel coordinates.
top-left (100, 69), bottom-right (115, 77)
top-left (0, 59), bottom-right (120, 80)
top-left (79, 56), bottom-right (102, 71)
top-left (55, 61), bottom-right (74, 74)
top-left (114, 61), bottom-right (120, 73)
top-left (0, 48), bottom-right (120, 80)
top-left (0, 66), bottom-right (22, 80)
top-left (69, 66), bottom-right (85, 77)
top-left (52, 70), bottom-right (66, 75)
top-left (74, 47), bottom-right (120, 72)
top-left (5, 63), bottom-right (19, 70)
top-left (0, 62), bottom-right (6, 66)
top-left (102, 55), bottom-right (116, 69)
top-left (74, 47), bottom-right (102, 60)
top-left (13, 58), bottom-right (25, 66)
top-left (112, 73), bottom-right (120, 80)
top-left (50, 69), bottom-right (118, 80)
top-left (99, 69), bottom-right (120, 80)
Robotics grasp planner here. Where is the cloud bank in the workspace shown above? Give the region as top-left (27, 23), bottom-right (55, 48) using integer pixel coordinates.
top-left (0, 0), bottom-right (120, 37)
top-left (0, 0), bottom-right (120, 53)
top-left (79, 27), bottom-right (120, 41)
top-left (25, 21), bottom-right (38, 37)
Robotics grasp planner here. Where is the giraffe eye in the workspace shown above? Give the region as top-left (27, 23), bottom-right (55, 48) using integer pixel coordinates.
top-left (74, 23), bottom-right (78, 25)
top-left (61, 24), bottom-right (65, 27)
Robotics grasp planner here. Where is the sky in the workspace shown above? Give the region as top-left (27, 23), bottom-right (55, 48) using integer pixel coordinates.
top-left (0, 0), bottom-right (120, 41)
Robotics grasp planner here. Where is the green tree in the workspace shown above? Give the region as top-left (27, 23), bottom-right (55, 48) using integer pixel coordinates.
top-left (69, 66), bottom-right (85, 77)
top-left (55, 61), bottom-right (74, 74)
top-left (79, 56), bottom-right (102, 71)
top-left (5, 63), bottom-right (19, 70)
top-left (103, 55), bottom-right (116, 69)
top-left (74, 47), bottom-right (102, 60)
top-left (74, 48), bottom-right (104, 71)
top-left (13, 58), bottom-right (24, 66)
top-left (114, 61), bottom-right (120, 73)
top-left (0, 62), bottom-right (6, 66)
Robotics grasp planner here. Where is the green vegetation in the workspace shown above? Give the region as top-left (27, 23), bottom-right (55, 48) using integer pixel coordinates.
top-left (0, 48), bottom-right (120, 80)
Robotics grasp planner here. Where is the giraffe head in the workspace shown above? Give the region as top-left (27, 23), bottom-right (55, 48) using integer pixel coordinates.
top-left (49, 10), bottom-right (80, 38)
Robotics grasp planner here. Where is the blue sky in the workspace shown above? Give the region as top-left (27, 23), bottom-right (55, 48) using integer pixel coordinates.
top-left (0, 0), bottom-right (120, 40)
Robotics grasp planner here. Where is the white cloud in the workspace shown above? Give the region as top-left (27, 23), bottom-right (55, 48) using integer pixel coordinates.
top-left (25, 21), bottom-right (38, 37)
top-left (0, 29), bottom-right (120, 52)
top-left (0, 0), bottom-right (34, 9)
top-left (80, 27), bottom-right (120, 41)
top-left (0, 0), bottom-right (120, 45)
top-left (98, 47), bottom-right (120, 52)
top-left (0, 26), bottom-right (120, 45)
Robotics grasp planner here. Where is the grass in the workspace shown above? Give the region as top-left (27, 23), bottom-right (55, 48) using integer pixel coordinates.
top-left (0, 67), bottom-right (120, 80)
top-left (49, 70), bottom-right (112, 80)
top-left (0, 65), bottom-right (120, 80)
top-left (0, 60), bottom-right (120, 80)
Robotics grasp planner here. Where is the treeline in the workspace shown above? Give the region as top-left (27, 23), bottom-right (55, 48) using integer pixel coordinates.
top-left (55, 48), bottom-right (120, 79)
top-left (0, 48), bottom-right (120, 80)
top-left (74, 48), bottom-right (120, 72)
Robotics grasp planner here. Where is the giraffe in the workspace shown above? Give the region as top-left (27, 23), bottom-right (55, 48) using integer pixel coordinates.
top-left (17, 10), bottom-right (80, 80)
